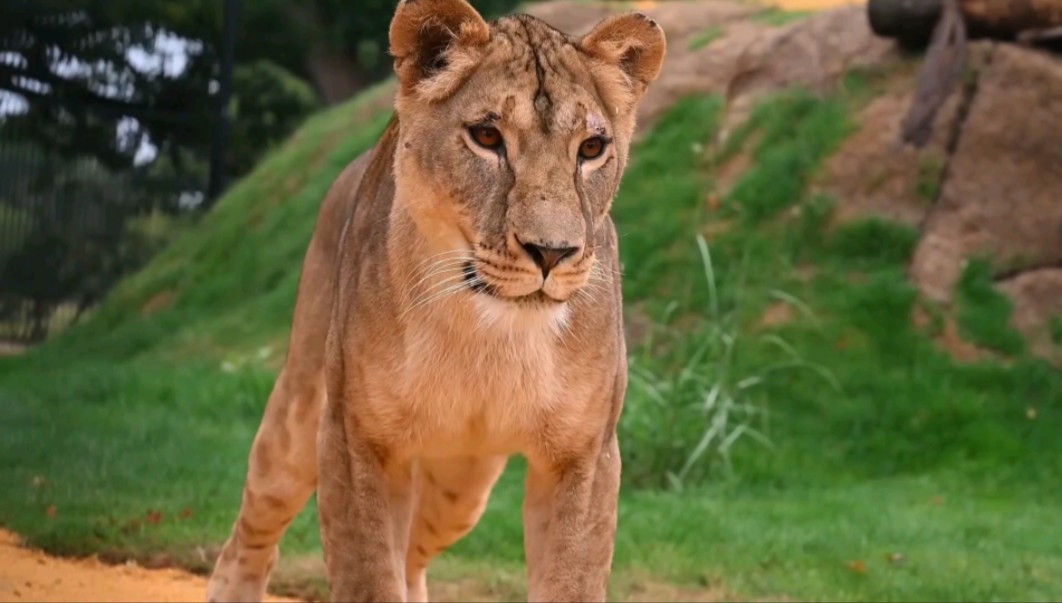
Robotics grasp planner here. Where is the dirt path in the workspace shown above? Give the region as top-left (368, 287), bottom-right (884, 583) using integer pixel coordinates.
top-left (0, 530), bottom-right (297, 603)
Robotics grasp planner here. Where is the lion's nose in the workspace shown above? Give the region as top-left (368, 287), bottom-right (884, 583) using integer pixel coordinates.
top-left (520, 240), bottom-right (579, 277)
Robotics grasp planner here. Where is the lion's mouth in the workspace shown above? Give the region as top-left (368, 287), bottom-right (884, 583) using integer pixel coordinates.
top-left (462, 261), bottom-right (495, 295)
top-left (462, 261), bottom-right (562, 304)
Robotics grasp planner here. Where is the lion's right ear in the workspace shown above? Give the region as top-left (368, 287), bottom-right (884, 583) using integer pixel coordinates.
top-left (389, 0), bottom-right (491, 100)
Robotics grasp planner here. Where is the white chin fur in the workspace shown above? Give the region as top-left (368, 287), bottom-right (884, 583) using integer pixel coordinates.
top-left (472, 294), bottom-right (570, 336)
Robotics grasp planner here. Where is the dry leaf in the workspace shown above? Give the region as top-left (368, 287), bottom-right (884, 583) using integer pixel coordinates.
top-left (760, 301), bottom-right (795, 328)
top-left (145, 510), bottom-right (164, 525)
top-left (179, 507), bottom-right (194, 520)
top-left (847, 559), bottom-right (867, 574)
top-left (45, 505), bottom-right (57, 518)
top-left (706, 192), bottom-right (722, 211)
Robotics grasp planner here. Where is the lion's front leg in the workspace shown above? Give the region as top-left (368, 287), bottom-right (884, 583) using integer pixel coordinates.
top-left (523, 434), bottom-right (622, 603)
top-left (317, 396), bottom-right (413, 602)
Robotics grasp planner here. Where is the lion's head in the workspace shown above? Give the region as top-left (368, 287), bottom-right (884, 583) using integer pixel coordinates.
top-left (388, 0), bottom-right (665, 321)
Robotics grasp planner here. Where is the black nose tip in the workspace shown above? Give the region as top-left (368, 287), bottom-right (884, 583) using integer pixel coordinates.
top-left (521, 241), bottom-right (579, 277)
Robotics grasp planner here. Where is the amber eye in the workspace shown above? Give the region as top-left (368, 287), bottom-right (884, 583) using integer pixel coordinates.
top-left (469, 126), bottom-right (503, 151)
top-left (578, 137), bottom-right (607, 160)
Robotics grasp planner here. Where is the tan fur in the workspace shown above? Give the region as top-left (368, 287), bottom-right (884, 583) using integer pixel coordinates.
top-left (205, 1), bottom-right (665, 601)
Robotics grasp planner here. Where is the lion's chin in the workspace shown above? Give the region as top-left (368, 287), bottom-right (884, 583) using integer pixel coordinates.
top-left (471, 292), bottom-right (570, 335)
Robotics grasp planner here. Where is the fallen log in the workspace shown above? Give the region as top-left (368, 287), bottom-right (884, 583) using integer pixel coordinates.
top-left (869, 0), bottom-right (1062, 47)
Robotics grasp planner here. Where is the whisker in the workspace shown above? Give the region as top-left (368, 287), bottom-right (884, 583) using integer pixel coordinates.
top-left (401, 251), bottom-right (475, 288)
top-left (473, 300), bottom-right (494, 334)
top-left (587, 264), bottom-right (618, 285)
top-left (412, 249), bottom-right (476, 270)
top-left (406, 258), bottom-right (474, 295)
top-left (407, 272), bottom-right (470, 308)
top-left (575, 278), bottom-right (610, 303)
top-left (403, 255), bottom-right (475, 297)
top-left (403, 277), bottom-right (483, 319)
top-left (428, 256), bottom-right (474, 274)
top-left (409, 266), bottom-right (478, 299)
top-left (573, 286), bottom-right (597, 306)
top-left (399, 248), bottom-right (474, 280)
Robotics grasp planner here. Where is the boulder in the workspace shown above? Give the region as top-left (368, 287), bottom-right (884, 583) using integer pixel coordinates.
top-left (998, 269), bottom-right (1062, 362)
top-left (910, 43), bottom-right (1062, 303)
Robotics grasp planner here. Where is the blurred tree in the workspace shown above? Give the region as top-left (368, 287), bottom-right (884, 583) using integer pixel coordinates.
top-left (229, 60), bottom-right (317, 176)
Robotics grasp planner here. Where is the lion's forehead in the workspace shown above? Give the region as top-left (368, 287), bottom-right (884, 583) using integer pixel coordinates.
top-left (460, 15), bottom-right (606, 136)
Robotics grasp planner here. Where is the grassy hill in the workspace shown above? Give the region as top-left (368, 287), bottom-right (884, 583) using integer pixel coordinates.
top-left (1, 66), bottom-right (1060, 601)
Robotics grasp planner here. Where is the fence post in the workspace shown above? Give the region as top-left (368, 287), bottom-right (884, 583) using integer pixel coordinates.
top-left (206, 0), bottom-right (241, 208)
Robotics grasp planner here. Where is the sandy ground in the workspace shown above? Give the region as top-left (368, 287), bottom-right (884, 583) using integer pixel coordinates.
top-left (0, 1), bottom-right (861, 601)
top-left (0, 530), bottom-right (297, 603)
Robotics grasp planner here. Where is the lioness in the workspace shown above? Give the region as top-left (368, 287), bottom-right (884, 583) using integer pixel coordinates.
top-left (205, 1), bottom-right (665, 601)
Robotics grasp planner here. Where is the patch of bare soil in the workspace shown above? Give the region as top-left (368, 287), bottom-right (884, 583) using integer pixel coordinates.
top-left (0, 342), bottom-right (26, 357)
top-left (934, 314), bottom-right (994, 364)
top-left (774, 0), bottom-right (861, 7)
top-left (759, 300), bottom-right (796, 328)
top-left (0, 530), bottom-right (773, 603)
top-left (140, 290), bottom-right (176, 316)
top-left (0, 530), bottom-right (297, 603)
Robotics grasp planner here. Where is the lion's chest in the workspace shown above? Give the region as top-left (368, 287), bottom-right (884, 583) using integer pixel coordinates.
top-left (366, 323), bottom-right (565, 457)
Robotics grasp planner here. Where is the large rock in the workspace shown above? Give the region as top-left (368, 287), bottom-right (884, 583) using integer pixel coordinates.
top-left (821, 83), bottom-right (958, 227)
top-left (816, 43), bottom-right (1014, 228)
top-left (910, 44), bottom-right (1062, 303)
top-left (998, 269), bottom-right (1062, 363)
top-left (643, 4), bottom-right (896, 131)
top-left (526, 1), bottom-right (897, 133)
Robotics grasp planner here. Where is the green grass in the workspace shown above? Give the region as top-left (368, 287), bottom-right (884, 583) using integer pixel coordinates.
top-left (688, 25), bottom-right (723, 51)
top-left (1051, 317), bottom-right (1062, 346)
top-left (752, 7), bottom-right (813, 27)
top-left (915, 151), bottom-right (945, 202)
top-left (2, 76), bottom-right (1061, 603)
top-left (724, 89), bottom-right (853, 223)
top-left (955, 259), bottom-right (1026, 356)
top-left (611, 94), bottom-right (723, 307)
top-left (825, 218), bottom-right (921, 269)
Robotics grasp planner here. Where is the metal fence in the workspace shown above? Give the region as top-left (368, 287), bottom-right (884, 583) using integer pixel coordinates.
top-left (0, 127), bottom-right (197, 342)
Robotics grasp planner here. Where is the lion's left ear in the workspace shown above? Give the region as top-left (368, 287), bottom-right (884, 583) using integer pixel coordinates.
top-left (579, 12), bottom-right (667, 99)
